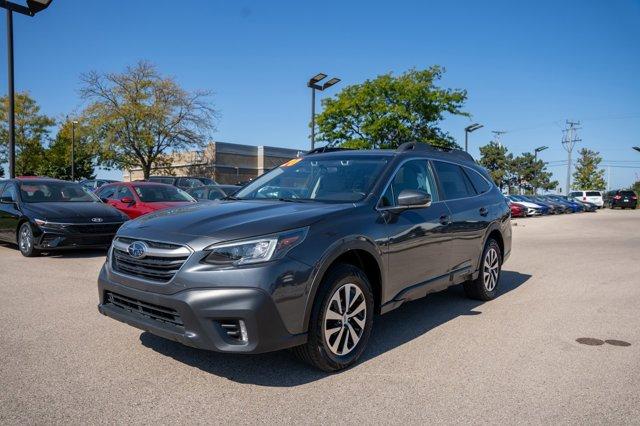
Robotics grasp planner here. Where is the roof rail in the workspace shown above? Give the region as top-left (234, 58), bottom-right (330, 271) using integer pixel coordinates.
top-left (304, 146), bottom-right (353, 156)
top-left (396, 142), bottom-right (475, 162)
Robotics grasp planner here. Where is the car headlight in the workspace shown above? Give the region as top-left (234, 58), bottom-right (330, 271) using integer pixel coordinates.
top-left (34, 218), bottom-right (47, 226)
top-left (203, 227), bottom-right (308, 266)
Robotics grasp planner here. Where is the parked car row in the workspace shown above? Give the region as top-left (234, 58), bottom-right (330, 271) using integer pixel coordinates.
top-left (507, 194), bottom-right (599, 217)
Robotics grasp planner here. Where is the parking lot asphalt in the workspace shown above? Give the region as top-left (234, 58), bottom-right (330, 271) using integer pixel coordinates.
top-left (1, 208), bottom-right (639, 424)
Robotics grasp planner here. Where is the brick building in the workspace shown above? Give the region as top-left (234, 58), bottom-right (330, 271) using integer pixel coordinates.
top-left (124, 141), bottom-right (303, 184)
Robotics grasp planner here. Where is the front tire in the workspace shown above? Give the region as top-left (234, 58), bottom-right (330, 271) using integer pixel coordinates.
top-left (464, 239), bottom-right (502, 301)
top-left (293, 263), bottom-right (374, 372)
top-left (18, 223), bottom-right (40, 257)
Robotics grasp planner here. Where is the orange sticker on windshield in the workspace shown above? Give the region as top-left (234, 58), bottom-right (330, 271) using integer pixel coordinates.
top-left (281, 158), bottom-right (302, 168)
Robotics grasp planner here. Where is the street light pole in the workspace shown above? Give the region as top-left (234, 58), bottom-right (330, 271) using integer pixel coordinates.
top-left (1, 0), bottom-right (53, 179)
top-left (310, 86), bottom-right (316, 149)
top-left (533, 145), bottom-right (548, 195)
top-left (308, 73), bottom-right (340, 151)
top-left (71, 120), bottom-right (77, 180)
top-left (633, 146), bottom-right (640, 153)
top-left (464, 123), bottom-right (483, 152)
top-left (6, 7), bottom-right (15, 178)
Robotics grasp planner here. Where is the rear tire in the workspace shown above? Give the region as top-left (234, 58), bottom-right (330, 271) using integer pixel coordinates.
top-left (293, 263), bottom-right (374, 372)
top-left (464, 239), bottom-right (501, 301)
top-left (18, 223), bottom-right (40, 257)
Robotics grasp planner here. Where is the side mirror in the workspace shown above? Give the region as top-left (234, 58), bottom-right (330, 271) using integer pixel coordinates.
top-left (120, 196), bottom-right (134, 205)
top-left (100, 197), bottom-right (110, 203)
top-left (397, 189), bottom-right (432, 208)
top-left (0, 196), bottom-right (15, 204)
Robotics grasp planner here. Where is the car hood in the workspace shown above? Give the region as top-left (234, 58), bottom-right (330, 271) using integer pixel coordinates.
top-left (22, 202), bottom-right (126, 223)
top-left (117, 199), bottom-right (354, 248)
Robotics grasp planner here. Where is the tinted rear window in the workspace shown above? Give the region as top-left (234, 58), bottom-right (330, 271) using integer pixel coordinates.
top-left (464, 168), bottom-right (491, 194)
top-left (620, 191), bottom-right (635, 196)
top-left (433, 161), bottom-right (477, 199)
top-left (586, 191), bottom-right (601, 196)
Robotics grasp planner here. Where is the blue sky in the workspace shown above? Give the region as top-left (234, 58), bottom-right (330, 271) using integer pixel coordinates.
top-left (2, 0), bottom-right (639, 189)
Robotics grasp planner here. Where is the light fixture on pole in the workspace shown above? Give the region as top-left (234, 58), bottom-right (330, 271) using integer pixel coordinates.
top-left (464, 123), bottom-right (483, 152)
top-left (633, 146), bottom-right (640, 153)
top-left (534, 145), bottom-right (548, 159)
top-left (308, 73), bottom-right (340, 150)
top-left (533, 146), bottom-right (548, 195)
top-left (1, 0), bottom-right (53, 179)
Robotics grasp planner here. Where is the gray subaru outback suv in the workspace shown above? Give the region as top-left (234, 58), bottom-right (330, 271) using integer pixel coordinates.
top-left (98, 143), bottom-right (511, 371)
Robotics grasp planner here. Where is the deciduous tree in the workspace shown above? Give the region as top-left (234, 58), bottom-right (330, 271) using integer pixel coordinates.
top-left (316, 66), bottom-right (468, 149)
top-left (0, 92), bottom-right (55, 175)
top-left (80, 61), bottom-right (217, 179)
top-left (38, 119), bottom-right (97, 180)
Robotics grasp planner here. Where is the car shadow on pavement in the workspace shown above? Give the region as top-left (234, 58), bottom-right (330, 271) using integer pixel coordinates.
top-left (139, 270), bottom-right (531, 387)
top-left (41, 249), bottom-right (108, 259)
top-left (0, 242), bottom-right (107, 259)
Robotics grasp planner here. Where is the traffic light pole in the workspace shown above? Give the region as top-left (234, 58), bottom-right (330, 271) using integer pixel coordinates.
top-left (6, 7), bottom-right (15, 178)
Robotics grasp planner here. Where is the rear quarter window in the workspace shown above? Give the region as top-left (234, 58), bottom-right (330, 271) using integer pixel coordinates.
top-left (463, 168), bottom-right (491, 194)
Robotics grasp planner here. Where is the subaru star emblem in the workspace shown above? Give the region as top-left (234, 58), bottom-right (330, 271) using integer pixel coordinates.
top-left (91, 217), bottom-right (104, 223)
top-left (127, 241), bottom-right (148, 259)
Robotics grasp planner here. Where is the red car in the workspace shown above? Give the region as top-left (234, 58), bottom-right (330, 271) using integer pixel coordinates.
top-left (509, 202), bottom-right (526, 218)
top-left (95, 181), bottom-right (196, 219)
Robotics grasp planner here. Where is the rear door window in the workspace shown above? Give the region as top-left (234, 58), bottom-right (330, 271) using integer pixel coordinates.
top-left (463, 167), bottom-right (491, 194)
top-left (433, 161), bottom-right (477, 200)
top-left (586, 191), bottom-right (601, 196)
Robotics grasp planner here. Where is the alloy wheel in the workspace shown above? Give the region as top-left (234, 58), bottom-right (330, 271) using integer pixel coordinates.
top-left (19, 225), bottom-right (33, 253)
top-left (323, 283), bottom-right (367, 356)
top-left (483, 247), bottom-right (500, 291)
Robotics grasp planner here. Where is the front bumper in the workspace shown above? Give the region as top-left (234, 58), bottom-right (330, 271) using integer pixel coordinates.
top-left (35, 222), bottom-right (123, 249)
top-left (97, 271), bottom-right (307, 354)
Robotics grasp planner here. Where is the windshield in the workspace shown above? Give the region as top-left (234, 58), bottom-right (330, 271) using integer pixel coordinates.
top-left (235, 156), bottom-right (390, 202)
top-left (19, 181), bottom-right (98, 203)
top-left (133, 185), bottom-right (195, 202)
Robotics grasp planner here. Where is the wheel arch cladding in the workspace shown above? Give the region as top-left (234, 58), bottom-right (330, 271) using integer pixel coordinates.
top-left (486, 229), bottom-right (504, 259)
top-left (303, 240), bottom-right (384, 332)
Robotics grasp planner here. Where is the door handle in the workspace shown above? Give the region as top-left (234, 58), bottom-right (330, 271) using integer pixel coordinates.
top-left (479, 207), bottom-right (488, 216)
top-left (439, 214), bottom-right (450, 225)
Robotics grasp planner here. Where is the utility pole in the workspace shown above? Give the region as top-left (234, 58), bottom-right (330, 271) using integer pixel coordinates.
top-left (492, 130), bottom-right (506, 148)
top-left (561, 120), bottom-right (581, 195)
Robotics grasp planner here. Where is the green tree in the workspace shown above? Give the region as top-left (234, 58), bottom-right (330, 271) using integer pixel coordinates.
top-left (479, 142), bottom-right (512, 190)
top-left (80, 61), bottom-right (217, 179)
top-left (316, 66), bottom-right (468, 149)
top-left (630, 180), bottom-right (640, 196)
top-left (0, 92), bottom-right (55, 175)
top-left (572, 148), bottom-right (606, 190)
top-left (38, 119), bottom-right (97, 180)
top-left (510, 152), bottom-right (558, 194)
